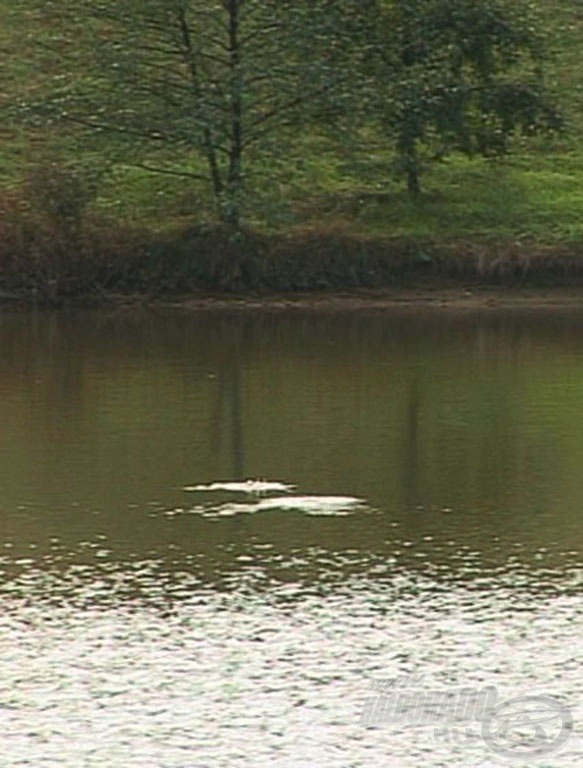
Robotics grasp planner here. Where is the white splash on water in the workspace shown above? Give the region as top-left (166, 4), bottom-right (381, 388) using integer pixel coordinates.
top-left (169, 494), bottom-right (365, 519)
top-left (255, 495), bottom-right (364, 515)
top-left (183, 480), bottom-right (295, 495)
top-left (176, 480), bottom-right (367, 518)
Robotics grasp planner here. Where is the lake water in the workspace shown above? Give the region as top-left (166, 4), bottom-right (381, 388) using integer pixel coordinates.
top-left (0, 307), bottom-right (581, 766)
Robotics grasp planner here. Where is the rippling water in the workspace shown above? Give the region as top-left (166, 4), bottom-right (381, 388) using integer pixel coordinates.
top-left (0, 309), bottom-right (581, 766)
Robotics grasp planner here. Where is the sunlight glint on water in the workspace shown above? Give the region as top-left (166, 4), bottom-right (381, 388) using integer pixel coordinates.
top-left (0, 309), bottom-right (581, 766)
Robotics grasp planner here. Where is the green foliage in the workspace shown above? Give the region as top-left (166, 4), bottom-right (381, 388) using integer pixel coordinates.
top-left (1, 0), bottom-right (580, 280)
top-left (364, 0), bottom-right (562, 195)
top-left (7, 0), bottom-right (361, 226)
top-left (24, 157), bottom-right (105, 249)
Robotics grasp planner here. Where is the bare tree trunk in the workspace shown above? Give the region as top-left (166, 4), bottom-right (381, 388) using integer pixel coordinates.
top-left (177, 7), bottom-right (231, 225)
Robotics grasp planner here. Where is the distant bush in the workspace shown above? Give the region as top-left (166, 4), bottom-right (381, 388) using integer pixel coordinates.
top-left (0, 173), bottom-right (147, 302)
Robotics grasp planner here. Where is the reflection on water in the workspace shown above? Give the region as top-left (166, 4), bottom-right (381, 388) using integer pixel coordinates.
top-left (0, 308), bottom-right (581, 765)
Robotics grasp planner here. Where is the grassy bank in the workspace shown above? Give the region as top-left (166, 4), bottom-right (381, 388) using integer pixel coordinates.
top-left (1, 211), bottom-right (582, 306)
top-left (1, 0), bottom-right (583, 303)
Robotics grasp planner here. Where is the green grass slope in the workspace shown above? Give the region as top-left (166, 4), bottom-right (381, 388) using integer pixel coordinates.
top-left (1, 1), bottom-right (583, 271)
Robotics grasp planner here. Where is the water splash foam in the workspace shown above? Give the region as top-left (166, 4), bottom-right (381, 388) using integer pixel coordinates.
top-left (183, 480), bottom-right (295, 495)
top-left (169, 494), bottom-right (365, 519)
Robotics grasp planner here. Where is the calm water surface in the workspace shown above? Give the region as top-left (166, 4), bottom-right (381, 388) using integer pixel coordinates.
top-left (0, 309), bottom-right (581, 766)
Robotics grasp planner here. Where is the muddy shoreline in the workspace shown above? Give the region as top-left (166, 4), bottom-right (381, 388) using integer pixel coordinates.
top-left (156, 285), bottom-right (583, 313)
top-left (2, 283), bottom-right (583, 313)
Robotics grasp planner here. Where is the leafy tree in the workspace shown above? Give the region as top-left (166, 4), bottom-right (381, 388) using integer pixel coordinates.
top-left (367, 0), bottom-right (562, 196)
top-left (7, 0), bottom-right (561, 216)
top-left (11, 0), bottom-right (358, 226)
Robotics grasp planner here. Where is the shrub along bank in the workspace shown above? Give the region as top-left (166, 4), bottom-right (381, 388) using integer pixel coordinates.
top-left (1, 196), bottom-right (582, 306)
